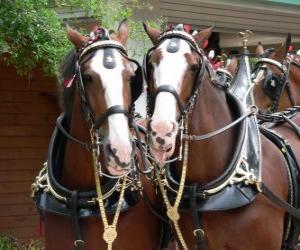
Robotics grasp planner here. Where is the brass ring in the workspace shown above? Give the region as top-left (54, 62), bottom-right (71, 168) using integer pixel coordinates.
top-left (193, 228), bottom-right (205, 237)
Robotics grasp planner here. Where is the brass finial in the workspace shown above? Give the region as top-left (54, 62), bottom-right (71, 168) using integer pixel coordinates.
top-left (238, 30), bottom-right (253, 49)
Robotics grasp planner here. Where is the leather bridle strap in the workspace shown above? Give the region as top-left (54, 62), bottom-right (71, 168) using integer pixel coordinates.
top-left (155, 85), bottom-right (185, 115)
top-left (93, 105), bottom-right (129, 130)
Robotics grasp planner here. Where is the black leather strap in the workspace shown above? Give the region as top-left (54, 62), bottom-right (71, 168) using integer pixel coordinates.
top-left (190, 184), bottom-right (206, 250)
top-left (71, 191), bottom-right (85, 250)
top-left (155, 85), bottom-right (185, 115)
top-left (93, 105), bottom-right (129, 130)
top-left (56, 115), bottom-right (91, 151)
top-left (261, 183), bottom-right (300, 220)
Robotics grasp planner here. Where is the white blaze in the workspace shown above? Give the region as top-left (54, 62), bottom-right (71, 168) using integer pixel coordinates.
top-left (253, 68), bottom-right (265, 85)
top-left (152, 39), bottom-right (191, 121)
top-left (90, 50), bottom-right (131, 146)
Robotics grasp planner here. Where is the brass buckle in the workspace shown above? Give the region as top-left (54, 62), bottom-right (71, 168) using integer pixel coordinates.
top-left (74, 240), bottom-right (85, 248)
top-left (193, 228), bottom-right (205, 237)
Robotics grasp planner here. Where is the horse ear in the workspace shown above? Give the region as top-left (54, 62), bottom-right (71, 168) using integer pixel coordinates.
top-left (66, 25), bottom-right (88, 48)
top-left (193, 26), bottom-right (214, 48)
top-left (256, 42), bottom-right (264, 58)
top-left (115, 19), bottom-right (129, 45)
top-left (226, 57), bottom-right (238, 76)
top-left (276, 33), bottom-right (291, 61)
top-left (143, 22), bottom-right (161, 44)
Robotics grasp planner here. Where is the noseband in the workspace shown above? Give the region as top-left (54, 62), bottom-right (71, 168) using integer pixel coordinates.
top-left (253, 54), bottom-right (295, 113)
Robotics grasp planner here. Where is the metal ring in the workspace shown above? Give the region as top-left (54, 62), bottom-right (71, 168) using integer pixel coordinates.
top-left (74, 240), bottom-right (85, 247)
top-left (193, 228), bottom-right (205, 237)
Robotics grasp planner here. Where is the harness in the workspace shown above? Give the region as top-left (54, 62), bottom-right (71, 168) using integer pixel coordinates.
top-left (31, 30), bottom-right (148, 250)
top-left (253, 50), bottom-right (296, 113)
top-left (144, 30), bottom-right (300, 249)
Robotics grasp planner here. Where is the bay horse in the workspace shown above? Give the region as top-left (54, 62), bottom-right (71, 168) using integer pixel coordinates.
top-left (32, 21), bottom-right (161, 250)
top-left (143, 24), bottom-right (300, 249)
top-left (253, 35), bottom-right (300, 113)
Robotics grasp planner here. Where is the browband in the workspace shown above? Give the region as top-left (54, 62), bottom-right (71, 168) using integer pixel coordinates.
top-left (79, 40), bottom-right (127, 61)
top-left (256, 58), bottom-right (285, 73)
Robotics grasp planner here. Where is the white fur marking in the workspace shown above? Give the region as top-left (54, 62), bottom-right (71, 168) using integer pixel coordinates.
top-left (90, 50), bottom-right (131, 146)
top-left (253, 69), bottom-right (265, 85)
top-left (152, 39), bottom-right (191, 121)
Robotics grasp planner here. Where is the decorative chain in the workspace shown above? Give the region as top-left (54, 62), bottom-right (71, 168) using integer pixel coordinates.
top-left (156, 114), bottom-right (189, 249)
top-left (91, 131), bottom-right (127, 250)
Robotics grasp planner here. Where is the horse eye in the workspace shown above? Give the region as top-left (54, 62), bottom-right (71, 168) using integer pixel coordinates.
top-left (82, 74), bottom-right (93, 82)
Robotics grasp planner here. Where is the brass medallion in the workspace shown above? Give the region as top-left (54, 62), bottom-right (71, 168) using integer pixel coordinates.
top-left (103, 226), bottom-right (117, 244)
top-left (167, 206), bottom-right (180, 221)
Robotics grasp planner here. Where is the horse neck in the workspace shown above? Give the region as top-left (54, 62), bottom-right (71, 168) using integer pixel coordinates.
top-left (60, 94), bottom-right (95, 190)
top-left (285, 64), bottom-right (300, 106)
top-left (178, 75), bottom-right (238, 184)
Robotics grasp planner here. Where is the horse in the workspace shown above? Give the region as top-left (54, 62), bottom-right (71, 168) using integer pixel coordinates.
top-left (31, 21), bottom-right (162, 250)
top-left (142, 23), bottom-right (300, 249)
top-left (252, 35), bottom-right (300, 113)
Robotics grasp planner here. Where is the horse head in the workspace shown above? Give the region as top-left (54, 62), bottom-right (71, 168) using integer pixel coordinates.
top-left (143, 24), bottom-right (213, 164)
top-left (252, 34), bottom-right (299, 112)
top-left (62, 20), bottom-right (143, 176)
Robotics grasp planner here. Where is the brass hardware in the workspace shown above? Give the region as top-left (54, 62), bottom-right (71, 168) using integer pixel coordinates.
top-left (238, 30), bottom-right (253, 49)
top-left (193, 228), bottom-right (205, 237)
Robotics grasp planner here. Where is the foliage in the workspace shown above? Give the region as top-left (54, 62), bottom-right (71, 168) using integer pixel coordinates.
top-left (0, 236), bottom-right (43, 250)
top-left (0, 0), bottom-right (165, 76)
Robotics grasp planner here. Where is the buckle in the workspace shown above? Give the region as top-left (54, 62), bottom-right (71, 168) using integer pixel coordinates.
top-left (74, 240), bottom-right (85, 248)
top-left (193, 228), bottom-right (205, 238)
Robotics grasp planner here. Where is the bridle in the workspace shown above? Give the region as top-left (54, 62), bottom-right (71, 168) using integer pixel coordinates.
top-left (58, 33), bottom-right (146, 177)
top-left (253, 51), bottom-right (296, 113)
top-left (77, 39), bottom-right (143, 130)
top-left (143, 30), bottom-right (208, 164)
top-left (144, 30), bottom-right (206, 119)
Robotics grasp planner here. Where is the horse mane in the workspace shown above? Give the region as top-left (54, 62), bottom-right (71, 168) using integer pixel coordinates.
top-left (59, 48), bottom-right (77, 116)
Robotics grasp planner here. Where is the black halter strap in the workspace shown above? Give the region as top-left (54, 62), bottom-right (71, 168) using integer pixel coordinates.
top-left (93, 105), bottom-right (129, 130)
top-left (155, 85), bottom-right (185, 115)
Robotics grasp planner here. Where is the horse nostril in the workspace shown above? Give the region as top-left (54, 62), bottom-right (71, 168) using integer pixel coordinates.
top-left (166, 145), bottom-right (172, 152)
top-left (171, 122), bottom-right (177, 133)
top-left (156, 137), bottom-right (165, 145)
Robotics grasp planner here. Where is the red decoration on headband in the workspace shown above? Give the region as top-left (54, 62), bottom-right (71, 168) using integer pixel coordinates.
top-left (63, 74), bottom-right (75, 88)
top-left (288, 45), bottom-right (293, 51)
top-left (212, 61), bottom-right (222, 70)
top-left (203, 40), bottom-right (209, 49)
top-left (183, 24), bottom-right (192, 33)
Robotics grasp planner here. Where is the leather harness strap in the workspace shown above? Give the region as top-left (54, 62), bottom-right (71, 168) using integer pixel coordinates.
top-left (261, 183), bottom-right (300, 220)
top-left (190, 184), bottom-right (206, 250)
top-left (71, 191), bottom-right (85, 250)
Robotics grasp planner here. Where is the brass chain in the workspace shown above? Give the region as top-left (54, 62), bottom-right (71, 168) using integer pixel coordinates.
top-left (91, 132), bottom-right (127, 250)
top-left (156, 115), bottom-right (189, 249)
